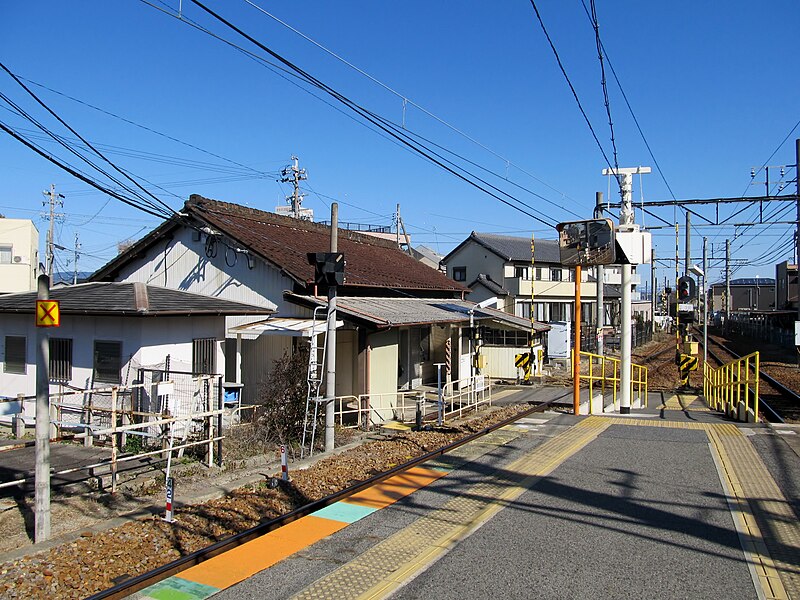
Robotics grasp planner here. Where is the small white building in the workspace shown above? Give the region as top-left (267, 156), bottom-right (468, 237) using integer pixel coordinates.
top-left (0, 282), bottom-right (272, 422)
top-left (0, 218), bottom-right (39, 293)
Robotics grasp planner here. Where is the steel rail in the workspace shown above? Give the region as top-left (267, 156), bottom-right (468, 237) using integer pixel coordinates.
top-left (700, 335), bottom-right (787, 423)
top-left (87, 398), bottom-right (555, 600)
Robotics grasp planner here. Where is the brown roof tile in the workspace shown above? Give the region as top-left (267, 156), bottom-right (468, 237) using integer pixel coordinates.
top-left (187, 195), bottom-right (465, 294)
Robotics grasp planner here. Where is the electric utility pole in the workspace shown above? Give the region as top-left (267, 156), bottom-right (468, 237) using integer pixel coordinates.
top-left (602, 166), bottom-right (651, 414)
top-left (795, 139), bottom-right (800, 343)
top-left (280, 156), bottom-right (307, 218)
top-left (684, 211), bottom-right (691, 277)
top-left (42, 184), bottom-right (64, 278)
top-left (595, 192), bottom-right (605, 354)
top-left (325, 204), bottom-right (338, 453)
top-left (72, 233), bottom-right (81, 285)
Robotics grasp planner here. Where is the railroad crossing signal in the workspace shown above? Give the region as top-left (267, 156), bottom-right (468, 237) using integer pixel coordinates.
top-left (35, 300), bottom-right (60, 327)
top-left (678, 275), bottom-right (695, 301)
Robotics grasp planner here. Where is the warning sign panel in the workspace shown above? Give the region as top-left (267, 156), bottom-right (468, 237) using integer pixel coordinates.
top-left (36, 300), bottom-right (60, 327)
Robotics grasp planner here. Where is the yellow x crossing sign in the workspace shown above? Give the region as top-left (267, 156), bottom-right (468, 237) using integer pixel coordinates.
top-left (36, 300), bottom-right (60, 327)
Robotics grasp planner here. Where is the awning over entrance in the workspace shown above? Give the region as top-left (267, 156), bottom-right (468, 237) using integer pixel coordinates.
top-left (227, 317), bottom-right (344, 339)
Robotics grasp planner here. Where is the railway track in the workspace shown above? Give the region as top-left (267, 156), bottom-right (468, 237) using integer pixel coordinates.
top-left (700, 333), bottom-right (799, 423)
top-left (87, 399), bottom-right (555, 600)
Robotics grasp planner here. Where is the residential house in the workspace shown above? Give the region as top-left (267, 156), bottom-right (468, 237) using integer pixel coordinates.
top-left (442, 232), bottom-right (624, 329)
top-left (91, 196), bottom-right (547, 410)
top-left (0, 282), bottom-right (272, 423)
top-left (0, 218), bottom-right (39, 293)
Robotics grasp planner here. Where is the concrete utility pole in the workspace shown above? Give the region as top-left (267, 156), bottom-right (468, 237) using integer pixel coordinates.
top-left (280, 156), bottom-right (307, 218)
top-left (651, 247), bottom-right (656, 333)
top-left (684, 211), bottom-right (691, 277)
top-left (703, 237), bottom-right (708, 368)
top-left (72, 232), bottom-right (81, 285)
top-left (42, 184), bottom-right (64, 278)
top-left (325, 204), bottom-right (338, 453)
top-left (725, 239), bottom-right (731, 332)
top-left (602, 166), bottom-right (651, 414)
top-left (35, 274), bottom-right (51, 543)
top-left (594, 192), bottom-right (604, 355)
top-left (795, 139), bottom-right (800, 330)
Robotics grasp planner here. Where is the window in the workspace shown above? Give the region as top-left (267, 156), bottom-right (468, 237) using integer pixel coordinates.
top-left (452, 267), bottom-right (467, 282)
top-left (93, 341), bottom-right (122, 384)
top-left (193, 338), bottom-right (217, 375)
top-left (482, 328), bottom-right (529, 347)
top-left (0, 246), bottom-right (11, 265)
top-left (550, 268), bottom-right (562, 281)
top-left (4, 336), bottom-right (26, 374)
top-left (50, 338), bottom-right (73, 382)
top-left (514, 266), bottom-right (530, 280)
top-left (550, 303), bottom-right (568, 321)
top-left (535, 267), bottom-right (543, 281)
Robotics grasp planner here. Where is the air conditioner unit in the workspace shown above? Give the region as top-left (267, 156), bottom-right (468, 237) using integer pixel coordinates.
top-left (12, 255), bottom-right (23, 263)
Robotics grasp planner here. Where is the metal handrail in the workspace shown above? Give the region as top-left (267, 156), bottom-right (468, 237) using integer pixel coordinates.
top-left (576, 350), bottom-right (648, 414)
top-left (703, 351), bottom-right (759, 422)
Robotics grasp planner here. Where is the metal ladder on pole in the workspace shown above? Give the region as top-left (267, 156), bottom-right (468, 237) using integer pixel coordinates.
top-left (301, 305), bottom-right (327, 458)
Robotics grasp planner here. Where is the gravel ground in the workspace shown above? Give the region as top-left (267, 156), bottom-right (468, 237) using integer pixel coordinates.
top-left (0, 404), bottom-right (530, 599)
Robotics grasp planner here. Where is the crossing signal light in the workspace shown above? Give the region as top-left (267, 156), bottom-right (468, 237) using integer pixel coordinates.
top-left (678, 275), bottom-right (695, 300)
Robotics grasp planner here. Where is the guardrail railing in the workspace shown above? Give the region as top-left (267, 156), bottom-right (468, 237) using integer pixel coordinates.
top-left (703, 351), bottom-right (759, 422)
top-left (330, 376), bottom-right (493, 429)
top-left (575, 350), bottom-right (648, 414)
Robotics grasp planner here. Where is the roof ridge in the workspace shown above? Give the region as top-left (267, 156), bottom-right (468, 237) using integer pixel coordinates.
top-left (187, 195), bottom-right (399, 250)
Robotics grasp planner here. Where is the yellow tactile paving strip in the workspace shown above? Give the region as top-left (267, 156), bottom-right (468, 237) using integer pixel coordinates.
top-left (600, 416), bottom-right (798, 599)
top-left (289, 417), bottom-right (612, 600)
top-left (658, 394), bottom-right (711, 412)
top-left (708, 426), bottom-right (799, 600)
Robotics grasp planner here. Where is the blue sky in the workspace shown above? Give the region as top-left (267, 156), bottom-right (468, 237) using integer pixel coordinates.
top-left (1, 0), bottom-right (798, 286)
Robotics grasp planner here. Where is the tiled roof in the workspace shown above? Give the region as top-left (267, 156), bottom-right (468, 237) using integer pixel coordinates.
top-left (187, 196), bottom-right (465, 294)
top-left (285, 293), bottom-right (550, 332)
top-left (470, 273), bottom-right (508, 296)
top-left (0, 282), bottom-right (273, 317)
top-left (471, 232), bottom-right (561, 263)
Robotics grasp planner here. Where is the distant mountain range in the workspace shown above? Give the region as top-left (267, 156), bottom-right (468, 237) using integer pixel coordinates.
top-left (52, 271), bottom-right (93, 285)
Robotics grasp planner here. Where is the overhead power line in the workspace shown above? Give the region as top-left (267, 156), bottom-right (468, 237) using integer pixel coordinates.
top-left (589, 0), bottom-right (619, 176)
top-left (527, 0), bottom-right (622, 198)
top-left (238, 0), bottom-right (579, 205)
top-left (173, 0), bottom-right (560, 227)
top-left (0, 61), bottom-right (178, 218)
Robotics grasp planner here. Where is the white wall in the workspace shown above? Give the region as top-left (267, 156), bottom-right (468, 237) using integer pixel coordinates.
top-left (0, 219), bottom-right (39, 293)
top-left (446, 242), bottom-right (504, 287)
top-left (0, 313), bottom-right (226, 423)
top-left (115, 226), bottom-right (288, 314)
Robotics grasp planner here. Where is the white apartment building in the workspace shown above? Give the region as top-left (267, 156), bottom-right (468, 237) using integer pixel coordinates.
top-left (0, 218), bottom-right (39, 293)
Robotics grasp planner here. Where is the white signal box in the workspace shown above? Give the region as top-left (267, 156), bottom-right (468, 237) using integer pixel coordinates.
top-left (615, 226), bottom-right (652, 265)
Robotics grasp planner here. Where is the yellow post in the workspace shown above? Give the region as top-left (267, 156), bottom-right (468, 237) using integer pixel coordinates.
top-left (754, 352), bottom-right (760, 422)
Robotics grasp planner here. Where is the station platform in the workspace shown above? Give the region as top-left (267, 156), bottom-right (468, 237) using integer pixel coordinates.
top-left (133, 387), bottom-right (800, 600)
